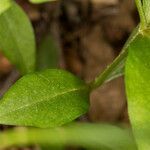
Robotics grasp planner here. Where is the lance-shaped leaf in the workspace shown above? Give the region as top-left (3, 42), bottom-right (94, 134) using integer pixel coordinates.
top-left (0, 2), bottom-right (36, 75)
top-left (125, 32), bottom-right (150, 149)
top-left (0, 69), bottom-right (89, 128)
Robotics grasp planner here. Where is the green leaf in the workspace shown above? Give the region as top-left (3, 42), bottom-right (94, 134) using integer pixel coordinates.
top-left (142, 0), bottom-right (150, 24)
top-left (0, 69), bottom-right (89, 128)
top-left (0, 2), bottom-right (36, 75)
top-left (0, 0), bottom-right (11, 15)
top-left (0, 123), bottom-right (136, 150)
top-left (125, 32), bottom-right (150, 149)
top-left (37, 35), bottom-right (59, 70)
top-left (29, 0), bottom-right (56, 4)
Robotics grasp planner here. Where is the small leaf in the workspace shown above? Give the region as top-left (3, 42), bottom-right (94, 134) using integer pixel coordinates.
top-left (125, 32), bottom-right (150, 149)
top-left (0, 0), bottom-right (11, 15)
top-left (0, 2), bottom-right (36, 75)
top-left (37, 35), bottom-right (59, 70)
top-left (0, 123), bottom-right (136, 150)
top-left (29, 0), bottom-right (56, 4)
top-left (0, 69), bottom-right (89, 128)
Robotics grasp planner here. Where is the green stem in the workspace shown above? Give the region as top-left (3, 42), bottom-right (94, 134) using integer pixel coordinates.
top-left (89, 26), bottom-right (140, 91)
top-left (135, 0), bottom-right (147, 28)
top-left (89, 50), bottom-right (127, 90)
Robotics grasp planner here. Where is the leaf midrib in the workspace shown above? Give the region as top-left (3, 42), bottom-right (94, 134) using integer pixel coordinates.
top-left (0, 86), bottom-right (87, 118)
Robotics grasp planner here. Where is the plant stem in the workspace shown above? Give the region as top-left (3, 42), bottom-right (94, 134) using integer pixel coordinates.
top-left (89, 26), bottom-right (140, 91)
top-left (89, 50), bottom-right (127, 90)
top-left (135, 0), bottom-right (147, 28)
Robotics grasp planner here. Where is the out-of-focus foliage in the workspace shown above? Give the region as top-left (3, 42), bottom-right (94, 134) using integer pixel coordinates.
top-left (0, 123), bottom-right (136, 150)
top-left (0, 2), bottom-right (36, 74)
top-left (29, 0), bottom-right (56, 4)
top-left (37, 35), bottom-right (59, 70)
top-left (0, 0), bottom-right (11, 15)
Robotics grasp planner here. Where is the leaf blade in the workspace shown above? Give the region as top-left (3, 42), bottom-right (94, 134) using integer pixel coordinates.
top-left (0, 2), bottom-right (36, 74)
top-left (125, 33), bottom-right (150, 149)
top-left (0, 69), bottom-right (89, 128)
